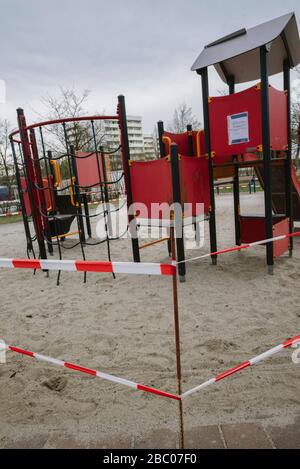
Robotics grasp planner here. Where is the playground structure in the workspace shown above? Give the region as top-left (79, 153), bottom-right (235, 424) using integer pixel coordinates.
top-left (10, 13), bottom-right (300, 281)
top-left (2, 12), bottom-right (300, 449)
top-left (9, 97), bottom-right (130, 281)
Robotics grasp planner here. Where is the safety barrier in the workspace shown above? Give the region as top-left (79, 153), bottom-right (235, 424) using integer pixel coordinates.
top-left (0, 258), bottom-right (176, 276)
top-left (1, 334), bottom-right (299, 402)
top-left (179, 231), bottom-right (300, 264)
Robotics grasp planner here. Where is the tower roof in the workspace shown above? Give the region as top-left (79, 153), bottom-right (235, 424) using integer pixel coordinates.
top-left (191, 12), bottom-right (300, 83)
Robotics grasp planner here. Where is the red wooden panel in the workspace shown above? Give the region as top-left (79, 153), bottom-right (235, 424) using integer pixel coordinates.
top-left (130, 157), bottom-right (210, 219)
top-left (240, 216), bottom-right (266, 244)
top-left (21, 177), bottom-right (31, 216)
top-left (180, 156), bottom-right (210, 214)
top-left (21, 177), bottom-right (54, 216)
top-left (76, 152), bottom-right (111, 188)
top-left (130, 159), bottom-right (173, 219)
top-left (163, 131), bottom-right (190, 156)
top-left (163, 131), bottom-right (205, 158)
top-left (240, 215), bottom-right (289, 258)
top-left (273, 218), bottom-right (289, 258)
top-left (209, 85), bottom-right (287, 160)
top-left (269, 87), bottom-right (288, 151)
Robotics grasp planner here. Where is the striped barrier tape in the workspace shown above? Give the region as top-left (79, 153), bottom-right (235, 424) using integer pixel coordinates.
top-left (181, 334), bottom-right (300, 399)
top-left (178, 231), bottom-right (300, 264)
top-left (0, 342), bottom-right (180, 401)
top-left (0, 258), bottom-right (176, 276)
top-left (0, 211), bottom-right (22, 218)
top-left (1, 334), bottom-right (299, 401)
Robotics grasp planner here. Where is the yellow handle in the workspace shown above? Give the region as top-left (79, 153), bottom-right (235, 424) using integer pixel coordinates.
top-left (50, 160), bottom-right (62, 187)
top-left (69, 176), bottom-right (80, 208)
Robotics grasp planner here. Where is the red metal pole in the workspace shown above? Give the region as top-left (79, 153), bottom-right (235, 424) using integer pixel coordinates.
top-left (17, 108), bottom-right (47, 259)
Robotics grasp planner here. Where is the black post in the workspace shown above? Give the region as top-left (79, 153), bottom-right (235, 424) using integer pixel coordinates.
top-left (82, 193), bottom-right (92, 238)
top-left (260, 45), bottom-right (274, 273)
top-left (284, 58), bottom-right (293, 255)
top-left (199, 68), bottom-right (217, 264)
top-left (48, 151), bottom-right (59, 210)
top-left (70, 145), bottom-right (86, 244)
top-left (228, 76), bottom-right (241, 246)
top-left (118, 95), bottom-right (140, 262)
top-left (170, 143), bottom-right (186, 283)
top-left (158, 120), bottom-right (166, 158)
top-left (187, 124), bottom-right (194, 157)
top-left (30, 129), bottom-right (53, 255)
top-left (100, 147), bottom-right (113, 237)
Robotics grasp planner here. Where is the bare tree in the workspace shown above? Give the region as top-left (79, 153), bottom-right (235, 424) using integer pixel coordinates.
top-left (38, 87), bottom-right (105, 153)
top-left (168, 102), bottom-right (201, 133)
top-left (0, 118), bottom-right (15, 197)
top-left (0, 118), bottom-right (13, 177)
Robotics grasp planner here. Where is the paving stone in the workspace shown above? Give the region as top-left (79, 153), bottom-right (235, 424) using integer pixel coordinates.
top-left (3, 434), bottom-right (49, 449)
top-left (89, 436), bottom-right (131, 449)
top-left (221, 423), bottom-right (273, 449)
top-left (43, 435), bottom-right (86, 449)
top-left (266, 417), bottom-right (300, 449)
top-left (185, 425), bottom-right (224, 449)
top-left (134, 429), bottom-right (178, 449)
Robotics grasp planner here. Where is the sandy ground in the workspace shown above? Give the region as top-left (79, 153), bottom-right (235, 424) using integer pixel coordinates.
top-left (0, 192), bottom-right (299, 448)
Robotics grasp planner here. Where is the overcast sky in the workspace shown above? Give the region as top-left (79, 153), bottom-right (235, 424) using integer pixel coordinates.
top-left (0, 0), bottom-right (300, 133)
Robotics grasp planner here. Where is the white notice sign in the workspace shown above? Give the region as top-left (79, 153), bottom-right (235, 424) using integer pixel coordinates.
top-left (227, 112), bottom-right (249, 145)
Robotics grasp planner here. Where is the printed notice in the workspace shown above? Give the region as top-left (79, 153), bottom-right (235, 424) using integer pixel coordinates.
top-left (227, 112), bottom-right (249, 145)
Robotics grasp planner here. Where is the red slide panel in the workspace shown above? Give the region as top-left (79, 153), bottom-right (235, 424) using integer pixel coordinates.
top-left (209, 85), bottom-right (288, 161)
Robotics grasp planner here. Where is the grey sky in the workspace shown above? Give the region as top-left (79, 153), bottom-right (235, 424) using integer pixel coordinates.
top-left (0, 0), bottom-right (300, 133)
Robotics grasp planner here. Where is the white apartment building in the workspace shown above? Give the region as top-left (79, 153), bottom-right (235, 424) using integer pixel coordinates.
top-left (143, 135), bottom-right (157, 160)
top-left (104, 116), bottom-right (144, 162)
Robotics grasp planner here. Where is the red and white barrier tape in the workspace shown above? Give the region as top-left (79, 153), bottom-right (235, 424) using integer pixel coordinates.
top-left (181, 334), bottom-right (300, 399)
top-left (178, 231), bottom-right (300, 265)
top-left (0, 211), bottom-right (22, 218)
top-left (0, 258), bottom-right (175, 276)
top-left (1, 335), bottom-right (299, 401)
top-left (0, 343), bottom-right (180, 401)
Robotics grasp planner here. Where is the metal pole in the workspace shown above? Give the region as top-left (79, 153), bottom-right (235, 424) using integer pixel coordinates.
top-left (170, 227), bottom-right (184, 449)
top-left (158, 120), bottom-right (166, 158)
top-left (100, 148), bottom-right (113, 236)
top-left (199, 68), bottom-right (218, 265)
top-left (30, 129), bottom-right (53, 255)
top-left (70, 145), bottom-right (86, 244)
top-left (158, 120), bottom-right (172, 256)
top-left (283, 58), bottom-right (293, 256)
top-left (118, 95), bottom-right (140, 262)
top-left (17, 108), bottom-right (47, 260)
top-left (187, 124), bottom-right (194, 157)
top-left (228, 76), bottom-right (241, 246)
top-left (260, 45), bottom-right (274, 274)
top-left (170, 143), bottom-right (186, 282)
top-left (82, 193), bottom-right (92, 239)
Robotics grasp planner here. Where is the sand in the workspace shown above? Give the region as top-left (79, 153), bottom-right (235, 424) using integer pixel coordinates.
top-left (0, 192), bottom-right (299, 448)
